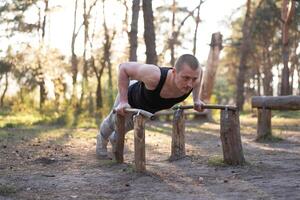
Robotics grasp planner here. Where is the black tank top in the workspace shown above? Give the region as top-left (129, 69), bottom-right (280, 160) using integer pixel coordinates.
top-left (128, 67), bottom-right (192, 113)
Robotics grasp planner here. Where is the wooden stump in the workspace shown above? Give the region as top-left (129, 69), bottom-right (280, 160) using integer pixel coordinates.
top-left (220, 109), bottom-right (245, 165)
top-left (133, 114), bottom-right (146, 172)
top-left (115, 114), bottom-right (125, 163)
top-left (170, 109), bottom-right (185, 161)
top-left (257, 108), bottom-right (272, 140)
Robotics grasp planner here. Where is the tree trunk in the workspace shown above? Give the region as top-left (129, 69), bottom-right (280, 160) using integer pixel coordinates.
top-left (256, 65), bottom-right (261, 96)
top-left (170, 0), bottom-right (176, 67)
top-left (193, 0), bottom-right (204, 55)
top-left (199, 32), bottom-right (223, 103)
top-left (39, 79), bottom-right (47, 110)
top-left (142, 0), bottom-right (157, 65)
top-left (129, 0), bottom-right (140, 61)
top-left (280, 0), bottom-right (295, 95)
top-left (37, 0), bottom-right (49, 110)
top-left (90, 56), bottom-right (103, 109)
top-left (71, 0), bottom-right (79, 103)
top-left (102, 0), bottom-right (115, 107)
top-left (236, 0), bottom-right (252, 111)
top-left (298, 64), bottom-right (300, 95)
top-left (0, 72), bottom-right (8, 107)
top-left (290, 38), bottom-right (299, 95)
top-left (79, 0), bottom-right (89, 110)
top-left (262, 44), bottom-right (273, 96)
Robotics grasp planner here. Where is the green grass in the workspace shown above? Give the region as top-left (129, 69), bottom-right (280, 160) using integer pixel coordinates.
top-left (207, 155), bottom-right (227, 167)
top-left (256, 134), bottom-right (284, 142)
top-left (0, 107), bottom-right (99, 129)
top-left (0, 184), bottom-right (17, 196)
top-left (272, 110), bottom-right (300, 119)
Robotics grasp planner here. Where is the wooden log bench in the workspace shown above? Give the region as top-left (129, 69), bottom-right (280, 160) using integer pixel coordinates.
top-left (115, 104), bottom-right (245, 172)
top-left (251, 95), bottom-right (300, 140)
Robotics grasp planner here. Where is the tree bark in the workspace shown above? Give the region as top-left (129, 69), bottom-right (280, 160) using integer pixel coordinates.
top-left (71, 0), bottom-right (79, 103)
top-left (199, 32), bottom-right (223, 103)
top-left (193, 0), bottom-right (204, 55)
top-left (280, 0), bottom-right (295, 95)
top-left (0, 72), bottom-right (8, 107)
top-left (129, 0), bottom-right (140, 61)
top-left (78, 0), bottom-right (90, 110)
top-left (102, 0), bottom-right (115, 107)
top-left (262, 43), bottom-right (273, 96)
top-left (142, 0), bottom-right (157, 65)
top-left (236, 0), bottom-right (252, 111)
top-left (170, 0), bottom-right (176, 67)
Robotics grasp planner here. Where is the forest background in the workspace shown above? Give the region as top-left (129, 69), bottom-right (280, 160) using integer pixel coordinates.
top-left (0, 0), bottom-right (299, 127)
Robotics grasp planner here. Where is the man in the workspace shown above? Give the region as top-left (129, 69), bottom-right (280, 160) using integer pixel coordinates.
top-left (96, 54), bottom-right (205, 158)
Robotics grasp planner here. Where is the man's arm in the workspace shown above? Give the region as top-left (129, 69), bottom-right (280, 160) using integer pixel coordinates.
top-left (192, 69), bottom-right (205, 112)
top-left (115, 62), bottom-right (160, 115)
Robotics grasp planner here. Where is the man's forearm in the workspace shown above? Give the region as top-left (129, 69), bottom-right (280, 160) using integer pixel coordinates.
top-left (192, 84), bottom-right (201, 103)
top-left (118, 64), bottom-right (130, 103)
top-left (193, 70), bottom-right (203, 103)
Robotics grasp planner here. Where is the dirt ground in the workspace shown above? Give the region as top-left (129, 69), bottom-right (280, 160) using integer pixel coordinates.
top-left (0, 118), bottom-right (300, 200)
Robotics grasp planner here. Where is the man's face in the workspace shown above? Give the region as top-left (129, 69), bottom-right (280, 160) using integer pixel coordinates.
top-left (174, 63), bottom-right (201, 93)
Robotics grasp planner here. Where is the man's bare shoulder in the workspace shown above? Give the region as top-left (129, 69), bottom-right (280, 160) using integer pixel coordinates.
top-left (137, 64), bottom-right (161, 90)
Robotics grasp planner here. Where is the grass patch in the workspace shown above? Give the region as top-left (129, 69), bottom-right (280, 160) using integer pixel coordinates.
top-left (0, 184), bottom-right (17, 196)
top-left (256, 134), bottom-right (283, 142)
top-left (208, 155), bottom-right (227, 167)
top-left (273, 110), bottom-right (300, 119)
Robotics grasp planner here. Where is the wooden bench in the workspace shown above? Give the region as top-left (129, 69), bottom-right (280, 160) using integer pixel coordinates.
top-left (251, 95), bottom-right (300, 140)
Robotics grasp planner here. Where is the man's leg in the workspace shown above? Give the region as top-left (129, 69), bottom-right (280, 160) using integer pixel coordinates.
top-left (108, 113), bottom-right (134, 154)
top-left (96, 80), bottom-right (137, 158)
top-left (96, 93), bottom-right (121, 158)
top-left (96, 113), bottom-right (114, 157)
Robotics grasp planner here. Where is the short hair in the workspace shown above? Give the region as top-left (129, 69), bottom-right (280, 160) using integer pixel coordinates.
top-left (175, 54), bottom-right (200, 71)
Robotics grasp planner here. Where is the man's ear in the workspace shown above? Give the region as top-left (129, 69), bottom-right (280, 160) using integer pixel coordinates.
top-left (172, 67), bottom-right (176, 74)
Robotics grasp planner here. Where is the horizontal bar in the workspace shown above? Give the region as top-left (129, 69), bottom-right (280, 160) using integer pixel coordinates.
top-left (113, 108), bottom-right (155, 120)
top-left (172, 104), bottom-right (238, 111)
top-left (252, 95), bottom-right (300, 110)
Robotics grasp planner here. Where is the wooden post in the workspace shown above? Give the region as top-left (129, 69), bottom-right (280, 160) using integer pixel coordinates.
top-left (133, 114), bottom-right (146, 172)
top-left (220, 109), bottom-right (245, 165)
top-left (115, 114), bottom-right (125, 163)
top-left (170, 109), bottom-right (185, 161)
top-left (257, 108), bottom-right (272, 140)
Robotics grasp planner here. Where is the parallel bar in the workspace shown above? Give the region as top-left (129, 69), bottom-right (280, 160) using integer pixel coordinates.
top-left (172, 104), bottom-right (237, 111)
top-left (113, 108), bottom-right (155, 120)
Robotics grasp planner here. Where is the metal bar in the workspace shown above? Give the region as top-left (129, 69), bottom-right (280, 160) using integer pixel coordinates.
top-left (113, 108), bottom-right (155, 120)
top-left (172, 104), bottom-right (238, 111)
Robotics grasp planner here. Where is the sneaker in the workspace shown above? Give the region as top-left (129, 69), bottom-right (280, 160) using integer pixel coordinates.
top-left (96, 133), bottom-right (108, 158)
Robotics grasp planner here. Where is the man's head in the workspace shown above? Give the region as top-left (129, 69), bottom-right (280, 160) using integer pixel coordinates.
top-left (173, 54), bottom-right (202, 93)
top-left (175, 54), bottom-right (200, 71)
